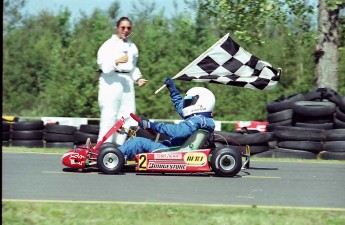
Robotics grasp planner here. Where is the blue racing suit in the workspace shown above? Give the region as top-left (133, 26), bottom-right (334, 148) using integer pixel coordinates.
top-left (118, 81), bottom-right (215, 159)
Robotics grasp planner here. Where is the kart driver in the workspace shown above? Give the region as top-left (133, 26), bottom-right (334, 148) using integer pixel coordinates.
top-left (118, 76), bottom-right (216, 159)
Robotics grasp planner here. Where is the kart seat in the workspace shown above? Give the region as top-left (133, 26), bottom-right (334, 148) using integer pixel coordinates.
top-left (152, 129), bottom-right (211, 153)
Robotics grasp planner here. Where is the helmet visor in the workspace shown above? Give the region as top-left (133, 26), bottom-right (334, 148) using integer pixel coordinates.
top-left (183, 95), bottom-right (199, 108)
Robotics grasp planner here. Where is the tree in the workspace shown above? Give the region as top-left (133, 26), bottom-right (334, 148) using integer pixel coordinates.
top-left (198, 0), bottom-right (344, 92)
top-left (315, 0), bottom-right (345, 91)
top-left (3, 0), bottom-right (26, 32)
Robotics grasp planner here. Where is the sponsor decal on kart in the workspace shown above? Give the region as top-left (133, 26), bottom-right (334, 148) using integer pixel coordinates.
top-left (184, 152), bottom-right (207, 166)
top-left (66, 152), bottom-right (86, 166)
top-left (154, 153), bottom-right (183, 160)
top-left (147, 162), bottom-right (187, 170)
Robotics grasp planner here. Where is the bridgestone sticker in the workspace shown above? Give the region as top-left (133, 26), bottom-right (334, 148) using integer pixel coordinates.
top-left (148, 163), bottom-right (187, 170)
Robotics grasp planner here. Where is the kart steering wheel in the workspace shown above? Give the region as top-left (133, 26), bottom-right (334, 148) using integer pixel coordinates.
top-left (130, 113), bottom-right (156, 136)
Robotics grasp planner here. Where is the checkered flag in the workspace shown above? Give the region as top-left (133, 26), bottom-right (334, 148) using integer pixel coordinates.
top-left (155, 33), bottom-right (281, 94)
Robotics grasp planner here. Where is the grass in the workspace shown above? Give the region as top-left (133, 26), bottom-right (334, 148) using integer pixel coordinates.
top-left (2, 201), bottom-right (345, 225)
top-left (2, 146), bottom-right (345, 225)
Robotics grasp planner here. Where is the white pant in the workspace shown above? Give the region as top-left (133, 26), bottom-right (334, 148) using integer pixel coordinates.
top-left (98, 72), bottom-right (137, 145)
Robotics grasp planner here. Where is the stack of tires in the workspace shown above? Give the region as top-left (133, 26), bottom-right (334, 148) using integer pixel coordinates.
top-left (319, 129), bottom-right (345, 160)
top-left (11, 120), bottom-right (45, 148)
top-left (74, 124), bottom-right (99, 145)
top-left (297, 88), bottom-right (344, 129)
top-left (273, 126), bottom-right (323, 159)
top-left (334, 95), bottom-right (345, 128)
top-left (44, 124), bottom-right (77, 148)
top-left (213, 130), bottom-right (274, 157)
top-left (266, 94), bottom-right (304, 132)
top-left (266, 88), bottom-right (345, 160)
top-left (2, 121), bottom-right (11, 146)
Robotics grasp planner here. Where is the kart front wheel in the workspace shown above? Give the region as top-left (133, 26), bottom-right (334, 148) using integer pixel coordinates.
top-left (97, 147), bottom-right (125, 174)
top-left (211, 147), bottom-right (242, 177)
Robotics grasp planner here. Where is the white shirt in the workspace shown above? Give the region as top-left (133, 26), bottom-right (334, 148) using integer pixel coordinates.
top-left (97, 34), bottom-right (142, 81)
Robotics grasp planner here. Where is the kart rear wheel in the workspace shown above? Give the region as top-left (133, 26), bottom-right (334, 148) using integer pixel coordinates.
top-left (98, 142), bottom-right (118, 152)
top-left (211, 147), bottom-right (242, 177)
top-left (97, 147), bottom-right (125, 174)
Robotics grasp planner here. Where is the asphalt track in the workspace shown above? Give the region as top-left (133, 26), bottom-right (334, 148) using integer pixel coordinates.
top-left (2, 152), bottom-right (345, 210)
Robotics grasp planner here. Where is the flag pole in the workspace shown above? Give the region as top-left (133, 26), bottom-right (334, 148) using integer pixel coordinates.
top-left (155, 33), bottom-right (230, 94)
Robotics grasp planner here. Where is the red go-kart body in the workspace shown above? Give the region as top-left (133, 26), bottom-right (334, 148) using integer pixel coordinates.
top-left (61, 114), bottom-right (249, 177)
top-left (135, 149), bottom-right (212, 173)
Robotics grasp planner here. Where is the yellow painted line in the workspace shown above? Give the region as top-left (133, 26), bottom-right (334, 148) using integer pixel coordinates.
top-left (44, 171), bottom-right (281, 179)
top-left (2, 199), bottom-right (345, 211)
top-left (242, 176), bottom-right (281, 179)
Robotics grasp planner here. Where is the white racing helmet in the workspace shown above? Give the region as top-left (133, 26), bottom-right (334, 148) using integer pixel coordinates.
top-left (182, 87), bottom-right (215, 118)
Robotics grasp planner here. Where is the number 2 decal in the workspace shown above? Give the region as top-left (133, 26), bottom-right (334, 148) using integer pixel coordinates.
top-left (138, 154), bottom-right (147, 170)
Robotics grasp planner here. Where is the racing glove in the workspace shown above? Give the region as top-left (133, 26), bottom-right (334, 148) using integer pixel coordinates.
top-left (138, 117), bottom-right (151, 129)
top-left (164, 76), bottom-right (179, 96)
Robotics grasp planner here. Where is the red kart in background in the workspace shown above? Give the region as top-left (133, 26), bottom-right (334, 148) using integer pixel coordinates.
top-left (62, 113), bottom-right (250, 177)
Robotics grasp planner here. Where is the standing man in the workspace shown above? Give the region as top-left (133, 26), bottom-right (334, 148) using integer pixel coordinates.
top-left (97, 17), bottom-right (148, 145)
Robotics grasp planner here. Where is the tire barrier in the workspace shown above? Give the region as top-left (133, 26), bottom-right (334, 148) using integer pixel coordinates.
top-left (11, 120), bottom-right (45, 148)
top-left (2, 121), bottom-right (11, 147)
top-left (44, 124), bottom-right (77, 148)
top-left (214, 130), bottom-right (273, 156)
top-left (265, 94), bottom-right (303, 132)
top-left (74, 125), bottom-right (99, 145)
top-left (263, 88), bottom-right (345, 160)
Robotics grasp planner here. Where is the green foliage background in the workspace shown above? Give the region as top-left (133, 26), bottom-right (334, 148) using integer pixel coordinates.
top-left (3, 0), bottom-right (345, 122)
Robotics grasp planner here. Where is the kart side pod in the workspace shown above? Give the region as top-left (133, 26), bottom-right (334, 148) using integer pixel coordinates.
top-left (61, 148), bottom-right (89, 169)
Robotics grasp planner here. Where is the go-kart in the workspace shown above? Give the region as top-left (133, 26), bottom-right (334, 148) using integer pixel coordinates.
top-left (61, 113), bottom-right (251, 177)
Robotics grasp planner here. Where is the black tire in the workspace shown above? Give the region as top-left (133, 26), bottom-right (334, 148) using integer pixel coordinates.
top-left (12, 120), bottom-right (44, 131)
top-left (319, 151), bottom-right (345, 160)
top-left (293, 114), bottom-right (334, 124)
top-left (44, 133), bottom-right (75, 142)
top-left (2, 141), bottom-right (10, 147)
top-left (274, 148), bottom-right (317, 159)
top-left (44, 124), bottom-right (77, 134)
top-left (217, 144), bottom-right (269, 155)
top-left (266, 119), bottom-right (293, 132)
top-left (304, 88), bottom-right (342, 106)
top-left (98, 142), bottom-right (118, 151)
top-left (323, 141), bottom-right (345, 152)
top-left (335, 107), bottom-right (345, 121)
top-left (323, 129), bottom-right (345, 141)
top-left (2, 122), bottom-right (10, 132)
top-left (2, 131), bottom-right (10, 141)
top-left (252, 149), bottom-right (275, 158)
top-left (294, 122), bottom-right (334, 130)
top-left (11, 130), bottom-right (43, 140)
top-left (266, 94), bottom-right (304, 113)
top-left (210, 147), bottom-right (242, 177)
top-left (11, 140), bottom-right (44, 148)
top-left (273, 126), bottom-right (324, 141)
top-left (79, 124), bottom-right (100, 135)
top-left (45, 142), bottom-right (75, 148)
top-left (334, 118), bottom-right (345, 129)
top-left (277, 141), bottom-right (323, 153)
top-left (267, 109), bottom-right (293, 123)
top-left (339, 96), bottom-right (345, 112)
top-left (214, 131), bottom-right (273, 145)
top-left (74, 131), bottom-right (98, 143)
top-left (97, 147), bottom-right (125, 174)
top-left (293, 101), bottom-right (336, 117)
